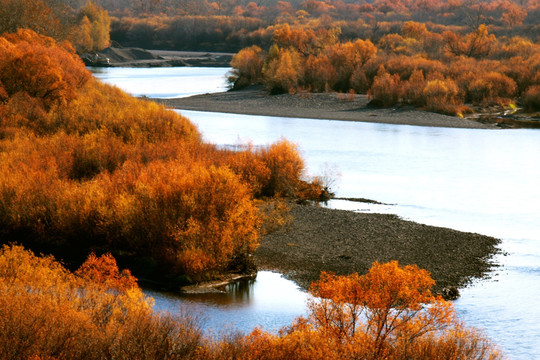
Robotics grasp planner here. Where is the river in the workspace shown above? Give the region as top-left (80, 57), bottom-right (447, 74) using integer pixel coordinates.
top-left (91, 67), bottom-right (540, 359)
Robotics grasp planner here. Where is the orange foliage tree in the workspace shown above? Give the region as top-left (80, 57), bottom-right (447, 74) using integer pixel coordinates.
top-left (304, 54), bottom-right (337, 92)
top-left (75, 252), bottom-right (138, 292)
top-left (71, 1), bottom-right (111, 53)
top-left (327, 39), bottom-right (377, 91)
top-left (368, 67), bottom-right (403, 107)
top-left (0, 0), bottom-right (65, 39)
top-left (308, 262), bottom-right (455, 358)
top-left (228, 45), bottom-right (265, 89)
top-left (204, 261), bottom-right (504, 360)
top-left (422, 78), bottom-right (464, 115)
top-left (263, 46), bottom-right (303, 93)
top-left (444, 24), bottom-right (496, 58)
top-left (0, 29), bottom-right (91, 111)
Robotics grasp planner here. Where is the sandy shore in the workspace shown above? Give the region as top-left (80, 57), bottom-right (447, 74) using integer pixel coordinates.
top-left (155, 86), bottom-right (497, 129)
top-left (255, 204), bottom-right (501, 297)
top-left (83, 47), bottom-right (234, 67)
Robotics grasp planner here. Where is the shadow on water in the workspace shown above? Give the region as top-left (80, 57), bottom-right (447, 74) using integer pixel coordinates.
top-left (180, 276), bottom-right (257, 307)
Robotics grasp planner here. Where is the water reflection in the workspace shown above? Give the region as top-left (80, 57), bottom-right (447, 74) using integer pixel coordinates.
top-left (147, 272), bottom-right (309, 334)
top-left (179, 276), bottom-right (257, 307)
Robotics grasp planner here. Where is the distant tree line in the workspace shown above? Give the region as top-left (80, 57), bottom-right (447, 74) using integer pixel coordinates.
top-left (229, 21), bottom-right (540, 114)
top-left (2, 0), bottom-right (539, 54)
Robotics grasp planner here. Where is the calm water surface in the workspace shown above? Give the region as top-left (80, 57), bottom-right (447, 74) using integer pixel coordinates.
top-left (147, 271), bottom-right (308, 335)
top-left (90, 66), bottom-right (230, 98)
top-left (93, 67), bottom-right (540, 359)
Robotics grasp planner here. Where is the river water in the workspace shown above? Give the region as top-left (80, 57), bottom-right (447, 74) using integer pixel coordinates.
top-left (91, 67), bottom-right (540, 359)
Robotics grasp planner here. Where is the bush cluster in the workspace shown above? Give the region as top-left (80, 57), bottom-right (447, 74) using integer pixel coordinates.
top-left (230, 21), bottom-right (540, 115)
top-left (0, 245), bottom-right (204, 360)
top-left (0, 30), bottom-right (325, 282)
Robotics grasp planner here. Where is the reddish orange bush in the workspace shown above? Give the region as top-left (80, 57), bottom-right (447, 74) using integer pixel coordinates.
top-left (204, 261), bottom-right (504, 360)
top-left (75, 252), bottom-right (138, 292)
top-left (368, 67), bottom-right (403, 107)
top-left (0, 244), bottom-right (203, 360)
top-left (0, 29), bottom-right (90, 111)
top-left (229, 45), bottom-right (265, 89)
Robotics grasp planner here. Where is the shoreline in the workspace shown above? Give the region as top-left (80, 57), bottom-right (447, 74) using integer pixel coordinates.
top-left (172, 203), bottom-right (501, 299)
top-left (88, 47), bottom-right (539, 129)
top-left (154, 86), bottom-right (498, 129)
top-left (82, 47), bottom-right (234, 68)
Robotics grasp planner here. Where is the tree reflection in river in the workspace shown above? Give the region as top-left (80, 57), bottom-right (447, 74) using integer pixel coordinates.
top-left (146, 272), bottom-right (308, 333)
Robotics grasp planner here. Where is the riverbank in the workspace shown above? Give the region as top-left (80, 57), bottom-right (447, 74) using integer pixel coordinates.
top-left (155, 86), bottom-right (498, 129)
top-left (82, 47), bottom-right (233, 67)
top-left (255, 203), bottom-right (501, 298)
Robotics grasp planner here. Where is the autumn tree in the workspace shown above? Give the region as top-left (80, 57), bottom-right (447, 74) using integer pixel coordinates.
top-left (327, 39), bottom-right (377, 91)
top-left (444, 24), bottom-right (496, 58)
top-left (422, 78), bottom-right (466, 115)
top-left (75, 252), bottom-right (138, 292)
top-left (500, 1), bottom-right (527, 27)
top-left (402, 68), bottom-right (426, 106)
top-left (0, 0), bottom-right (64, 39)
top-left (229, 45), bottom-right (265, 89)
top-left (263, 46), bottom-right (303, 93)
top-left (466, 71), bottom-right (517, 105)
top-left (204, 261), bottom-right (503, 359)
top-left (71, 1), bottom-right (111, 52)
top-left (368, 67), bottom-right (402, 107)
top-left (302, 261), bottom-right (503, 359)
top-left (304, 54), bottom-right (337, 92)
top-left (259, 139), bottom-right (306, 198)
top-left (0, 29), bottom-right (91, 111)
top-left (401, 21), bottom-right (428, 40)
